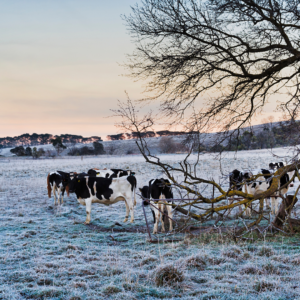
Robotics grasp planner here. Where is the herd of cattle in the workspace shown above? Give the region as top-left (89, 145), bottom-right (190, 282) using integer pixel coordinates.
top-left (47, 168), bottom-right (173, 234)
top-left (46, 161), bottom-right (297, 234)
top-left (229, 161), bottom-right (296, 216)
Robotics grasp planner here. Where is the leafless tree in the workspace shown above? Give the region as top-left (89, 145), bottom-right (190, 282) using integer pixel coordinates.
top-left (113, 97), bottom-right (300, 239)
top-left (124, 0), bottom-right (300, 134)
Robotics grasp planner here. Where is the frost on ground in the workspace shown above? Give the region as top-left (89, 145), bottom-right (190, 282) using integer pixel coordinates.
top-left (1, 150), bottom-right (300, 299)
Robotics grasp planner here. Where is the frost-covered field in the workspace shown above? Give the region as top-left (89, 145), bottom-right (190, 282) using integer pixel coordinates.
top-left (1, 149), bottom-right (300, 299)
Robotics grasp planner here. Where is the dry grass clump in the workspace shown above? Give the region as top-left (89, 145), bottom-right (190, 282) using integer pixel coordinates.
top-left (208, 256), bottom-right (226, 265)
top-left (261, 262), bottom-right (281, 275)
top-left (103, 285), bottom-right (122, 295)
top-left (72, 281), bottom-right (88, 289)
top-left (222, 246), bottom-right (243, 259)
top-left (254, 279), bottom-right (275, 292)
top-left (153, 264), bottom-right (184, 287)
top-left (257, 246), bottom-right (274, 257)
top-left (290, 255), bottom-right (300, 265)
top-left (184, 254), bottom-right (207, 270)
top-left (141, 256), bottom-right (158, 265)
top-left (239, 264), bottom-right (263, 275)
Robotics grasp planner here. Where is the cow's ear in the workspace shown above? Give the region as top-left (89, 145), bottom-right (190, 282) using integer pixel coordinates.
top-left (139, 188), bottom-right (142, 192)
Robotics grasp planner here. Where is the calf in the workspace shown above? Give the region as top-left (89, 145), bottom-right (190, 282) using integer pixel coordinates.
top-left (61, 174), bottom-right (136, 224)
top-left (140, 178), bottom-right (174, 234)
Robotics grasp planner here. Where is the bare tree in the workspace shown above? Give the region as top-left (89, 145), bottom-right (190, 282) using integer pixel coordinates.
top-left (113, 98), bottom-right (300, 239)
top-left (124, 0), bottom-right (300, 133)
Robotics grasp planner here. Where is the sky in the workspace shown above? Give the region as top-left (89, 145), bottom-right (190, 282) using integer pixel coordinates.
top-left (0, 0), bottom-right (282, 140)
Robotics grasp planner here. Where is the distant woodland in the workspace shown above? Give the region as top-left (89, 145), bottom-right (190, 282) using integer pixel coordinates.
top-left (0, 133), bottom-right (102, 148)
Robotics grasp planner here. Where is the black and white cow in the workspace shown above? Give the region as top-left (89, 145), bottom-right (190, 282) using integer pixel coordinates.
top-left (140, 178), bottom-right (174, 234)
top-left (47, 171), bottom-right (71, 205)
top-left (268, 161), bottom-right (295, 215)
top-left (229, 169), bottom-right (272, 216)
top-left (269, 161), bottom-right (285, 170)
top-left (60, 173), bottom-right (137, 224)
top-left (87, 168), bottom-right (136, 205)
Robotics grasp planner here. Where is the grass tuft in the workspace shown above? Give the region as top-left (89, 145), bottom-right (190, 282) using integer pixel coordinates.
top-left (184, 254), bottom-right (206, 270)
top-left (153, 264), bottom-right (184, 287)
top-left (257, 246), bottom-right (274, 257)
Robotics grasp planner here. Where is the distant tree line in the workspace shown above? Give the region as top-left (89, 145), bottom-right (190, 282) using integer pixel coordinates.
top-left (67, 142), bottom-right (106, 156)
top-left (10, 146), bottom-right (45, 158)
top-left (0, 133), bottom-right (102, 148)
top-left (193, 121), bottom-right (300, 153)
top-left (106, 130), bottom-right (198, 141)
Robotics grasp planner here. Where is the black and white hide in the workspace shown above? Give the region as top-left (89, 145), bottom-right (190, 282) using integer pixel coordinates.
top-left (61, 173), bottom-right (137, 224)
top-left (140, 178), bottom-right (174, 234)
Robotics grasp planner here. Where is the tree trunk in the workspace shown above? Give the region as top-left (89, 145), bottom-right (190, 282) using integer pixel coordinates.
top-left (272, 195), bottom-right (298, 229)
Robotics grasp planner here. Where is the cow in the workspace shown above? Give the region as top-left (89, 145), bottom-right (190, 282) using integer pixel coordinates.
top-left (269, 162), bottom-right (285, 170)
top-left (60, 173), bottom-right (137, 225)
top-left (47, 171), bottom-right (73, 205)
top-left (268, 161), bottom-right (296, 215)
top-left (140, 178), bottom-right (174, 234)
top-left (229, 169), bottom-right (272, 216)
top-left (87, 168), bottom-right (136, 205)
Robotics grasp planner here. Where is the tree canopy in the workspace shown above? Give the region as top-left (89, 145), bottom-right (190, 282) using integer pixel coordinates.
top-left (124, 0), bottom-right (300, 131)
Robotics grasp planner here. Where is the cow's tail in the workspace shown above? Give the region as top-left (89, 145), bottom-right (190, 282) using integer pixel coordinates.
top-left (47, 173), bottom-right (51, 198)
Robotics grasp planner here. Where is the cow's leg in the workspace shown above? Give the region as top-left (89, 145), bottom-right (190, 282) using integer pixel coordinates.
top-left (265, 198), bottom-right (270, 209)
top-left (52, 185), bottom-right (57, 205)
top-left (166, 203), bottom-right (173, 231)
top-left (84, 198), bottom-right (92, 225)
top-left (133, 188), bottom-right (136, 206)
top-left (160, 203), bottom-right (166, 233)
top-left (124, 201), bottom-right (129, 222)
top-left (153, 203), bottom-right (160, 234)
top-left (271, 197), bottom-right (276, 215)
top-left (57, 186), bottom-right (61, 206)
top-left (125, 193), bottom-right (135, 223)
top-left (61, 188), bottom-right (65, 205)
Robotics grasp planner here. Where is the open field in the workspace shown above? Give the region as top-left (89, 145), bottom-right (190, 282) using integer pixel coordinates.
top-left (1, 150), bottom-right (300, 299)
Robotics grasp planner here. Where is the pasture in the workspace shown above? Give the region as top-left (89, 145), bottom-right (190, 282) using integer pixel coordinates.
top-left (1, 150), bottom-right (300, 299)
